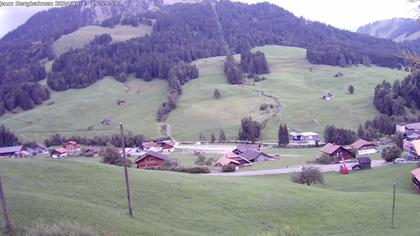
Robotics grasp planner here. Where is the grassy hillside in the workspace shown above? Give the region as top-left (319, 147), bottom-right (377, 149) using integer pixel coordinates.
top-left (0, 77), bottom-right (167, 141)
top-left (52, 24), bottom-right (152, 56)
top-left (169, 46), bottom-right (407, 141)
top-left (0, 158), bottom-right (418, 235)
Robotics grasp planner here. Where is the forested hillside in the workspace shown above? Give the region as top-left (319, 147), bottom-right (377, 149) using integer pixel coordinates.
top-left (0, 0), bottom-right (416, 117)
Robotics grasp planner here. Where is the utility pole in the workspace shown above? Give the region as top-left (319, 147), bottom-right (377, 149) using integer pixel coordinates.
top-left (391, 182), bottom-right (396, 229)
top-left (120, 123), bottom-right (133, 217)
top-left (0, 176), bottom-right (12, 233)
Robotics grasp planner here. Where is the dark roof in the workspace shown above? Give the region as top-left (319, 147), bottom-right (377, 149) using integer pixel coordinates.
top-left (351, 139), bottom-right (377, 150)
top-left (234, 144), bottom-right (260, 153)
top-left (135, 151), bottom-right (168, 163)
top-left (239, 150), bottom-right (261, 161)
top-left (358, 157), bottom-right (372, 164)
top-left (0, 146), bottom-right (23, 154)
top-left (320, 143), bottom-right (342, 155)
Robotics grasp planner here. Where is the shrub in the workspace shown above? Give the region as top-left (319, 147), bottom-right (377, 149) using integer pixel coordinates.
top-left (205, 158), bottom-right (214, 166)
top-left (381, 146), bottom-right (402, 162)
top-left (100, 143), bottom-right (132, 167)
top-left (194, 153), bottom-right (206, 166)
top-left (260, 103), bottom-right (270, 111)
top-left (257, 225), bottom-right (300, 236)
top-left (222, 164), bottom-right (237, 172)
top-left (178, 166), bottom-right (210, 174)
top-left (348, 85), bottom-right (354, 94)
top-left (316, 154), bottom-right (338, 164)
top-left (25, 221), bottom-right (96, 236)
top-left (290, 167), bottom-right (324, 186)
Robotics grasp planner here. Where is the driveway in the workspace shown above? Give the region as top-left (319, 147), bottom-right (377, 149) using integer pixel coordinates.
top-left (205, 160), bottom-right (391, 177)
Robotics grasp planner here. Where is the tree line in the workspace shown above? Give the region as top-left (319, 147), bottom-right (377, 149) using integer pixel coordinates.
top-left (44, 133), bottom-right (144, 148)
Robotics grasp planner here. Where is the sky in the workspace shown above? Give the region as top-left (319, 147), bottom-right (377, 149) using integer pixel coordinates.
top-left (0, 0), bottom-right (418, 38)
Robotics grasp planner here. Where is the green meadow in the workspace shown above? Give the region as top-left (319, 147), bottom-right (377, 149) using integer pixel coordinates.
top-left (0, 158), bottom-right (418, 236)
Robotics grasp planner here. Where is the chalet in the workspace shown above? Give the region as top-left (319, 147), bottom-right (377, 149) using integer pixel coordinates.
top-left (0, 146), bottom-right (26, 157)
top-left (238, 150), bottom-right (275, 163)
top-left (216, 152), bottom-right (251, 166)
top-left (135, 151), bottom-right (168, 168)
top-left (65, 141), bottom-right (80, 151)
top-left (141, 141), bottom-right (162, 152)
top-left (410, 168), bottom-right (420, 193)
top-left (404, 140), bottom-right (420, 160)
top-left (321, 93), bottom-right (334, 100)
top-left (51, 148), bottom-right (67, 158)
top-left (352, 157), bottom-right (372, 170)
top-left (320, 143), bottom-right (353, 160)
top-left (233, 144), bottom-right (261, 155)
top-left (349, 139), bottom-right (378, 156)
top-left (158, 140), bottom-right (176, 152)
top-left (290, 132), bottom-right (320, 145)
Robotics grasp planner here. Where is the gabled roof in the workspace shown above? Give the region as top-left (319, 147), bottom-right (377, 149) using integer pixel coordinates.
top-left (53, 148), bottom-right (67, 154)
top-left (234, 144), bottom-right (260, 153)
top-left (135, 151), bottom-right (168, 163)
top-left (239, 150), bottom-right (262, 161)
top-left (410, 140), bottom-right (420, 156)
top-left (0, 146), bottom-right (23, 154)
top-left (351, 139), bottom-right (377, 150)
top-left (217, 156), bottom-right (240, 166)
top-left (218, 152), bottom-right (251, 165)
top-left (67, 141), bottom-right (78, 145)
top-left (320, 143), bottom-right (342, 155)
top-left (411, 168), bottom-right (420, 180)
top-left (142, 141), bottom-right (157, 148)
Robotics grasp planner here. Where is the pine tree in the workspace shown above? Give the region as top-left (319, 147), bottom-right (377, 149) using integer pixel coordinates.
top-left (210, 133), bottom-right (216, 143)
top-left (219, 130), bottom-right (226, 143)
top-left (213, 89), bottom-right (221, 99)
top-left (348, 85), bottom-right (354, 94)
top-left (278, 124), bottom-right (289, 146)
top-left (357, 124), bottom-right (364, 139)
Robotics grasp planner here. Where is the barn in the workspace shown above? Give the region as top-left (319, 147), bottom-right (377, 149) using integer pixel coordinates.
top-left (135, 151), bottom-right (168, 169)
top-left (320, 143), bottom-right (353, 160)
top-left (0, 146), bottom-right (26, 157)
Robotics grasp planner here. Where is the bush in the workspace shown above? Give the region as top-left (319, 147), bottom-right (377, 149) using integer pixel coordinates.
top-left (257, 225), bottom-right (300, 236)
top-left (146, 166), bottom-right (210, 174)
top-left (290, 167), bottom-right (324, 186)
top-left (25, 221), bottom-right (96, 236)
top-left (222, 164), bottom-right (237, 172)
top-left (100, 143), bottom-right (132, 167)
top-left (381, 146), bottom-right (402, 162)
top-left (316, 154), bottom-right (338, 164)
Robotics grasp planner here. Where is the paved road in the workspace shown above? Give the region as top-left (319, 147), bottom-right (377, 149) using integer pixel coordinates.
top-left (206, 160), bottom-right (391, 177)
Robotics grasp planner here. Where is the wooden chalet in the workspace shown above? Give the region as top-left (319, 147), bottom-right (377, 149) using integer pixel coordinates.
top-left (216, 152), bottom-right (251, 166)
top-left (135, 151), bottom-right (168, 168)
top-left (0, 146), bottom-right (26, 157)
top-left (404, 140), bottom-right (420, 160)
top-left (51, 148), bottom-right (68, 158)
top-left (158, 140), bottom-right (176, 152)
top-left (349, 139), bottom-right (378, 156)
top-left (411, 168), bottom-right (420, 193)
top-left (65, 141), bottom-right (80, 151)
top-left (320, 143), bottom-right (353, 160)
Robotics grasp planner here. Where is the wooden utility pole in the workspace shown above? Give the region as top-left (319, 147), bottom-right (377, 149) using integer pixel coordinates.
top-left (120, 123), bottom-right (133, 217)
top-left (391, 183), bottom-right (396, 229)
top-left (0, 176), bottom-right (12, 233)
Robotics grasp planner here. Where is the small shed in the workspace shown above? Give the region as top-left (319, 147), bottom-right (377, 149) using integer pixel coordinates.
top-left (352, 156), bottom-right (372, 170)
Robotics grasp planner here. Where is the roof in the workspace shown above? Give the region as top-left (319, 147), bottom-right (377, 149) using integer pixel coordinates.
top-left (357, 156), bottom-right (372, 164)
top-left (239, 150), bottom-right (261, 161)
top-left (217, 156), bottom-right (240, 166)
top-left (142, 141), bottom-right (157, 148)
top-left (53, 148), bottom-right (67, 154)
top-left (300, 132), bottom-right (319, 136)
top-left (351, 139), bottom-right (377, 150)
top-left (235, 144), bottom-right (260, 153)
top-left (320, 143), bottom-right (342, 155)
top-left (411, 168), bottom-right (420, 180)
top-left (159, 140), bottom-right (175, 148)
top-left (410, 140), bottom-right (420, 156)
top-left (67, 141), bottom-right (78, 145)
top-left (135, 151), bottom-right (168, 163)
top-left (0, 146), bottom-right (23, 154)
top-left (406, 122), bottom-right (420, 131)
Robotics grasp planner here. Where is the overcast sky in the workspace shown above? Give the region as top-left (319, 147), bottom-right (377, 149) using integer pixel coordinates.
top-left (0, 0), bottom-right (418, 38)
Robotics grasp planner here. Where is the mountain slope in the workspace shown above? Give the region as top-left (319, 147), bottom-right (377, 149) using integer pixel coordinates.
top-left (357, 18), bottom-right (420, 42)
